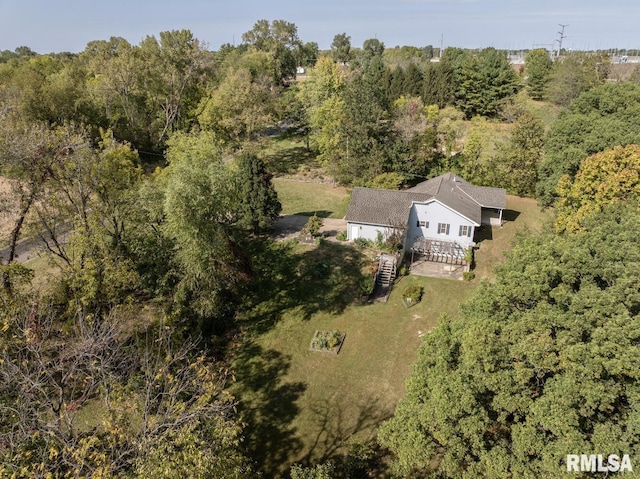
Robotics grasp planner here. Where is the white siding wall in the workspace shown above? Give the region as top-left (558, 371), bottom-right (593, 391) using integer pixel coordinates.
top-left (347, 222), bottom-right (389, 242)
top-left (406, 201), bottom-right (477, 248)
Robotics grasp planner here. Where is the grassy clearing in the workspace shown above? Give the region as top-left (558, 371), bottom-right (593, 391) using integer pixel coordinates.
top-left (232, 240), bottom-right (477, 477)
top-left (473, 195), bottom-right (553, 282)
top-left (274, 179), bottom-right (350, 219)
top-left (23, 253), bottom-right (64, 292)
top-left (259, 136), bottom-right (319, 175)
top-left (529, 100), bottom-right (563, 131)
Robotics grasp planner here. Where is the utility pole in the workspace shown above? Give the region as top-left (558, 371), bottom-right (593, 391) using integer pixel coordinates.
top-left (556, 24), bottom-right (569, 57)
top-left (440, 33), bottom-right (444, 58)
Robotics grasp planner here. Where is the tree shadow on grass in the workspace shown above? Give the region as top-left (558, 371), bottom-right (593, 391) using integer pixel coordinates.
top-left (300, 395), bottom-right (392, 466)
top-left (293, 210), bottom-right (334, 218)
top-left (232, 342), bottom-right (306, 478)
top-left (244, 240), bottom-right (370, 334)
top-left (262, 145), bottom-right (318, 175)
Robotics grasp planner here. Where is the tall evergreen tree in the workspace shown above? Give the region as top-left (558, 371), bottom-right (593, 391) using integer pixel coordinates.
top-left (524, 49), bottom-right (553, 100)
top-left (237, 153), bottom-right (282, 234)
top-left (387, 67), bottom-right (406, 101)
top-left (403, 62), bottom-right (424, 98)
top-left (456, 47), bottom-right (520, 118)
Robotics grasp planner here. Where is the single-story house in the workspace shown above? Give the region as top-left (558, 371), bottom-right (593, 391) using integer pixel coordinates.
top-left (345, 172), bottom-right (506, 258)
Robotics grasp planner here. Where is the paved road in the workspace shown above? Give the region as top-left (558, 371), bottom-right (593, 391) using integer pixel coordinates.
top-left (0, 235), bottom-right (45, 264)
top-left (1, 223), bottom-right (71, 264)
top-left (1, 215), bottom-right (347, 264)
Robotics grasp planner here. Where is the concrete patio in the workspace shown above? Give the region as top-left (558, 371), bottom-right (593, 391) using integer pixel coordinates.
top-left (407, 255), bottom-right (468, 280)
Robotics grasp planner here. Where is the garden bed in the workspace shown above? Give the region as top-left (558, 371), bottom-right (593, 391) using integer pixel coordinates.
top-left (401, 284), bottom-right (424, 308)
top-left (309, 330), bottom-right (346, 355)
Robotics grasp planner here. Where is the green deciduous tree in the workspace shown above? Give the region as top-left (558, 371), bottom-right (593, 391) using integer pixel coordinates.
top-left (379, 203), bottom-right (640, 478)
top-left (242, 19), bottom-right (301, 82)
top-left (11, 127), bottom-right (143, 315)
top-left (331, 33), bottom-right (352, 64)
top-left (537, 82), bottom-right (640, 206)
top-left (82, 37), bottom-right (148, 146)
top-left (82, 30), bottom-right (212, 150)
top-left (198, 67), bottom-right (274, 147)
top-left (436, 106), bottom-right (465, 160)
top-left (296, 41), bottom-right (319, 68)
top-left (496, 112), bottom-right (545, 196)
top-left (162, 140), bottom-right (249, 328)
top-left (0, 120), bottom-right (89, 290)
top-left (391, 96), bottom-right (439, 178)
top-left (138, 29), bottom-right (211, 146)
top-left (296, 56), bottom-right (347, 167)
top-left (337, 73), bottom-right (391, 183)
top-left (555, 144), bottom-right (640, 234)
top-left (545, 52), bottom-right (609, 107)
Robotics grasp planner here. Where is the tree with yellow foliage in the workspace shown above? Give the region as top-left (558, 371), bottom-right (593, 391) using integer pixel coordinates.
top-left (555, 144), bottom-right (640, 234)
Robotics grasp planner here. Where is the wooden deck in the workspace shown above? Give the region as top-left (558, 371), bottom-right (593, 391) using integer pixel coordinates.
top-left (408, 237), bottom-right (467, 266)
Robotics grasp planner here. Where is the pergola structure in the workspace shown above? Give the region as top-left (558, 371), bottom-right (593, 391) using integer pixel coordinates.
top-left (409, 237), bottom-right (468, 265)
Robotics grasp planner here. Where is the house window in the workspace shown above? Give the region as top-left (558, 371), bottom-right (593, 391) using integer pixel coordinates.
top-left (438, 223), bottom-right (450, 235)
top-left (459, 225), bottom-right (472, 237)
top-left (416, 220), bottom-right (429, 228)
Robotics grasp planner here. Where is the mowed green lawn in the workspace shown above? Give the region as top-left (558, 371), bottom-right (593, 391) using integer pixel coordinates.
top-left (473, 195), bottom-right (553, 281)
top-left (232, 185), bottom-right (551, 477)
top-left (273, 178), bottom-right (351, 219)
top-left (233, 271), bottom-right (476, 477)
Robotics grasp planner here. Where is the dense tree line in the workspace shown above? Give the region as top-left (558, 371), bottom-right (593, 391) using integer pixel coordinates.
top-left (0, 29), bottom-right (529, 188)
top-left (537, 82), bottom-right (640, 206)
top-left (0, 95), bottom-right (281, 477)
top-left (379, 202), bottom-right (640, 478)
top-left (1, 24), bottom-right (623, 198)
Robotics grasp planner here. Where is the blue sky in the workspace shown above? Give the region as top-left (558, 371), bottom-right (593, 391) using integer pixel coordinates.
top-left (1, 0), bottom-right (639, 54)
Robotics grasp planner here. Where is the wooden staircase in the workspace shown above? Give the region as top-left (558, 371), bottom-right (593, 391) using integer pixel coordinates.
top-left (373, 254), bottom-right (397, 302)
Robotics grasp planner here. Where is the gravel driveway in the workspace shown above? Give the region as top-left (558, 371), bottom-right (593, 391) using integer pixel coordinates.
top-left (272, 215), bottom-right (347, 242)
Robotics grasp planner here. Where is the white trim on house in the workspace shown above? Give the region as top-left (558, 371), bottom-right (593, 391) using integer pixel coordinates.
top-left (344, 173), bottom-right (506, 252)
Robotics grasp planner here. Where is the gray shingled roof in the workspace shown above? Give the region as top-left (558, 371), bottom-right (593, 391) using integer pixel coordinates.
top-left (408, 172), bottom-right (506, 210)
top-left (346, 173), bottom-right (506, 227)
top-left (432, 184), bottom-right (482, 224)
top-left (457, 184), bottom-right (506, 209)
top-left (345, 188), bottom-right (431, 227)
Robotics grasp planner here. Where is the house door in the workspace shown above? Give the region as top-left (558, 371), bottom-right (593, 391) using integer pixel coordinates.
top-left (350, 225), bottom-right (359, 240)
